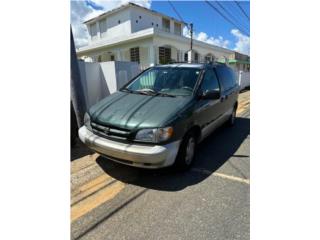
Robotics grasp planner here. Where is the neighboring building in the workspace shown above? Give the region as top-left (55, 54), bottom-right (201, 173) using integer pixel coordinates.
top-left (76, 2), bottom-right (235, 69)
top-left (219, 51), bottom-right (250, 72)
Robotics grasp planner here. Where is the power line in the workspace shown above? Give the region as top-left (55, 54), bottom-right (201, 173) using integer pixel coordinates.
top-left (205, 0), bottom-right (249, 36)
top-left (235, 1), bottom-right (250, 21)
top-left (215, 1), bottom-right (249, 33)
top-left (167, 0), bottom-right (193, 55)
top-left (167, 0), bottom-right (190, 30)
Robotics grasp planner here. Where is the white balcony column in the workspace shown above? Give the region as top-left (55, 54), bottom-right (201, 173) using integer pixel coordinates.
top-left (116, 49), bottom-right (121, 61)
top-left (148, 45), bottom-right (156, 66)
top-left (170, 20), bottom-right (174, 33)
top-left (179, 50), bottom-right (184, 62)
top-left (188, 50), bottom-right (193, 63)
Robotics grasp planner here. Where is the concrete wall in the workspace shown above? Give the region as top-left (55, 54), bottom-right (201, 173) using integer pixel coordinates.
top-left (238, 71), bottom-right (250, 90)
top-left (130, 7), bottom-right (161, 33)
top-left (77, 61), bottom-right (140, 110)
top-left (154, 35), bottom-right (233, 62)
top-left (105, 9), bottom-right (131, 38)
top-left (88, 8), bottom-right (131, 42)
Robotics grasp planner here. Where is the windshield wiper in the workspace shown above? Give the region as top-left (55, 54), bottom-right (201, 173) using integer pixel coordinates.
top-left (121, 88), bottom-right (134, 93)
top-left (156, 92), bottom-right (176, 98)
top-left (123, 88), bottom-right (175, 97)
top-left (136, 89), bottom-right (157, 95)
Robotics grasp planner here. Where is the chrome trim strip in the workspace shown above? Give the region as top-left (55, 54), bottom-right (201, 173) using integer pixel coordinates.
top-left (79, 126), bottom-right (181, 168)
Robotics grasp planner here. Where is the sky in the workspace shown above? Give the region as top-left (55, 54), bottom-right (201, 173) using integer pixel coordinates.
top-left (71, 0), bottom-right (250, 55)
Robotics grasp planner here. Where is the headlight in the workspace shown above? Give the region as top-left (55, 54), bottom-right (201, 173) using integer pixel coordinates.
top-left (84, 112), bottom-right (92, 131)
top-left (135, 127), bottom-right (173, 143)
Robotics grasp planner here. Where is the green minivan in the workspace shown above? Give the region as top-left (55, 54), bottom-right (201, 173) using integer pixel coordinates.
top-left (79, 63), bottom-right (239, 170)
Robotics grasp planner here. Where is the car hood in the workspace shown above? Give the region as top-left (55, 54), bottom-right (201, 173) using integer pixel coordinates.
top-left (89, 91), bottom-right (192, 129)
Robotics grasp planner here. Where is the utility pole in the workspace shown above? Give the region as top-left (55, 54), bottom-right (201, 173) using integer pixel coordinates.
top-left (188, 23), bottom-right (193, 63)
top-left (190, 23), bottom-right (193, 51)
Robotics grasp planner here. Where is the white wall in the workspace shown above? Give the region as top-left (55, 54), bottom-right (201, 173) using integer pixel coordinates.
top-left (88, 8), bottom-right (131, 43)
top-left (130, 7), bottom-right (161, 33)
top-left (77, 61), bottom-right (140, 110)
top-left (154, 35), bottom-right (233, 61)
top-left (238, 71), bottom-right (250, 90)
top-left (105, 9), bottom-right (131, 37)
top-left (78, 61), bottom-right (110, 109)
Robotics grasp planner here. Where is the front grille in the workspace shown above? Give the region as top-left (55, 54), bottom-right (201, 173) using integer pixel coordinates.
top-left (91, 122), bottom-right (131, 140)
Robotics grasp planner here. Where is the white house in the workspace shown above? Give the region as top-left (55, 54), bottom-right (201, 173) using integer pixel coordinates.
top-left (76, 2), bottom-right (235, 69)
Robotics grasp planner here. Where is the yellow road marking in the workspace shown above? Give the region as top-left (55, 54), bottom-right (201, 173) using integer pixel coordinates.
top-left (71, 181), bottom-right (125, 222)
top-left (191, 168), bottom-right (250, 185)
top-left (213, 172), bottom-right (250, 185)
top-left (71, 174), bottom-right (114, 205)
top-left (71, 153), bottom-right (100, 174)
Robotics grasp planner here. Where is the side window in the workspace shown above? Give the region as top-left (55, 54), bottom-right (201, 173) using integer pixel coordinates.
top-left (200, 69), bottom-right (220, 93)
top-left (215, 66), bottom-right (236, 91)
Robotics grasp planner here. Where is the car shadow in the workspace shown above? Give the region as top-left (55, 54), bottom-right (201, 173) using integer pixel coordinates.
top-left (71, 138), bottom-right (94, 161)
top-left (95, 117), bottom-right (250, 192)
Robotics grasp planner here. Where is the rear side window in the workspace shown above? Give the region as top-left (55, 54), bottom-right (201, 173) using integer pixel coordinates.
top-left (200, 69), bottom-right (220, 92)
top-left (215, 66), bottom-right (236, 91)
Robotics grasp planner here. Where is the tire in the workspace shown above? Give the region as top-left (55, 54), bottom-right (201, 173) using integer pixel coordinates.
top-left (228, 105), bottom-right (237, 127)
top-left (174, 131), bottom-right (197, 171)
top-left (71, 102), bottom-right (78, 147)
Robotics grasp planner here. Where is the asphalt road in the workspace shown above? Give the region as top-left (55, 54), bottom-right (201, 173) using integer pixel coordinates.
top-left (71, 90), bottom-right (250, 240)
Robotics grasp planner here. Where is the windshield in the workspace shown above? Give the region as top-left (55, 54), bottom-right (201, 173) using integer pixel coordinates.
top-left (124, 67), bottom-right (201, 96)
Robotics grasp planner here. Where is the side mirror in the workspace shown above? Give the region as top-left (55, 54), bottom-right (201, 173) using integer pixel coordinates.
top-left (200, 90), bottom-right (220, 100)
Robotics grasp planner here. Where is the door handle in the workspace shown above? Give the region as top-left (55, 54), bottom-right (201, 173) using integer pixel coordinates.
top-left (220, 96), bottom-right (226, 102)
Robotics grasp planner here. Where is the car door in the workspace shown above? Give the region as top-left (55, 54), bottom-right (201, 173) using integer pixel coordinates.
top-left (194, 68), bottom-right (224, 139)
top-left (215, 65), bottom-right (238, 116)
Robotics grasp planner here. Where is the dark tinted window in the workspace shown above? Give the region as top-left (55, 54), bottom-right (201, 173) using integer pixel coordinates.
top-left (200, 69), bottom-right (220, 92)
top-left (215, 65), bottom-right (236, 91)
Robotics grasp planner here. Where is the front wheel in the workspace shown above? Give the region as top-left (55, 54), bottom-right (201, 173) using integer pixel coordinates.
top-left (174, 132), bottom-right (197, 171)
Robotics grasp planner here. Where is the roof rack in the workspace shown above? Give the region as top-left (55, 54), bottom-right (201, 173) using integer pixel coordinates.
top-left (165, 59), bottom-right (228, 65)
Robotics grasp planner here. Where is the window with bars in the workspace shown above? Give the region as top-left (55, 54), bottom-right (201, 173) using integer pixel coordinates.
top-left (130, 47), bottom-right (140, 63)
top-left (194, 52), bottom-right (199, 62)
top-left (159, 47), bottom-right (171, 64)
top-left (205, 56), bottom-right (211, 62)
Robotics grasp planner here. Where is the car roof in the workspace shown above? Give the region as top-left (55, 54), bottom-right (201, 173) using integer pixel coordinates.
top-left (155, 62), bottom-right (227, 69)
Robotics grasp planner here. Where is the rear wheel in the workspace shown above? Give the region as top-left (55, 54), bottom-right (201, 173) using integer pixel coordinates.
top-left (174, 132), bottom-right (197, 171)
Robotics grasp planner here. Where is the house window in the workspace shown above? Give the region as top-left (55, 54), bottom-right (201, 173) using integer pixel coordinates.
top-left (110, 55), bottom-right (115, 61)
top-left (205, 55), bottom-right (214, 62)
top-left (136, 20), bottom-right (138, 23)
top-left (89, 23), bottom-right (97, 37)
top-left (184, 53), bottom-right (188, 62)
top-left (194, 52), bottom-right (199, 62)
top-left (159, 47), bottom-right (171, 64)
top-left (162, 18), bottom-right (170, 32)
top-left (174, 22), bottom-right (181, 35)
top-left (130, 47), bottom-right (140, 63)
top-left (99, 18), bottom-right (107, 34)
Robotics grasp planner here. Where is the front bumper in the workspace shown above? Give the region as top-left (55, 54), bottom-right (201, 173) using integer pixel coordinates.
top-left (78, 126), bottom-right (181, 169)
